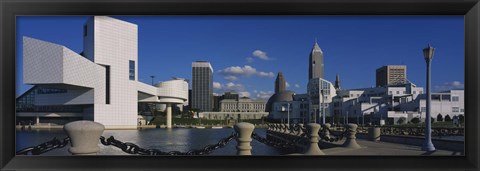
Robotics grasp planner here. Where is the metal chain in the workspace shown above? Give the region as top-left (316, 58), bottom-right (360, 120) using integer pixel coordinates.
top-left (16, 137), bottom-right (71, 155)
top-left (99, 132), bottom-right (238, 155)
top-left (320, 129), bottom-right (347, 142)
top-left (251, 132), bottom-right (307, 149)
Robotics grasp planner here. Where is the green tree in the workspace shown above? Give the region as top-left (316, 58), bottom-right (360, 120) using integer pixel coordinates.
top-left (436, 114), bottom-right (443, 122)
top-left (410, 117), bottom-right (420, 124)
top-left (445, 114), bottom-right (452, 122)
top-left (458, 114), bottom-right (465, 123)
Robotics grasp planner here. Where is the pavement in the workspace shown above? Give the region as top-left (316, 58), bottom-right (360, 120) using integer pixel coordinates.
top-left (320, 139), bottom-right (463, 156)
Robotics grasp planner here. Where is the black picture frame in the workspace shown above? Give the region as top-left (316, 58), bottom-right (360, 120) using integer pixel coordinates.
top-left (1, 0), bottom-right (479, 170)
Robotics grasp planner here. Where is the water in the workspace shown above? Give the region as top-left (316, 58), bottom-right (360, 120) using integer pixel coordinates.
top-left (16, 128), bottom-right (282, 156)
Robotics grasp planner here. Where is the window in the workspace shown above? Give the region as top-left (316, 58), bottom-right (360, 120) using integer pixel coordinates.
top-left (389, 91), bottom-right (392, 95)
top-left (129, 60), bottom-right (135, 80)
top-left (452, 107), bottom-right (460, 112)
top-left (396, 91), bottom-right (399, 94)
top-left (413, 91), bottom-right (416, 94)
top-left (452, 96), bottom-right (459, 102)
top-left (421, 107), bottom-right (426, 112)
top-left (460, 109), bottom-right (464, 113)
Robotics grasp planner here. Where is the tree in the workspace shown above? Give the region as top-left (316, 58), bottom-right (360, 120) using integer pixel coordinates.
top-left (458, 114), bottom-right (465, 123)
top-left (436, 114), bottom-right (443, 122)
top-left (445, 114), bottom-right (452, 122)
top-left (411, 117), bottom-right (420, 124)
top-left (396, 117), bottom-right (406, 125)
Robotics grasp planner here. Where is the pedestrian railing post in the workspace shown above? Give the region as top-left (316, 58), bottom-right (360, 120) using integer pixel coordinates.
top-left (303, 123), bottom-right (325, 155)
top-left (234, 122), bottom-right (255, 155)
top-left (298, 124), bottom-right (304, 136)
top-left (343, 123), bottom-right (361, 149)
top-left (322, 123), bottom-right (331, 140)
top-left (64, 120), bottom-right (105, 155)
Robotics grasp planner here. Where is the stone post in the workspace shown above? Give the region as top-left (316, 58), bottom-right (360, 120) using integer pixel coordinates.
top-left (368, 127), bottom-right (381, 142)
top-left (166, 103), bottom-right (172, 128)
top-left (322, 123), bottom-right (331, 140)
top-left (297, 123), bottom-right (304, 136)
top-left (64, 120), bottom-right (105, 155)
top-left (234, 122), bottom-right (254, 155)
top-left (303, 123), bottom-right (325, 155)
top-left (343, 123), bottom-right (361, 149)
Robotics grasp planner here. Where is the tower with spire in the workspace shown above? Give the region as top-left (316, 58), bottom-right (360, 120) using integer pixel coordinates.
top-left (309, 39), bottom-right (324, 80)
top-left (334, 73), bottom-right (341, 91)
top-left (275, 72), bottom-right (286, 93)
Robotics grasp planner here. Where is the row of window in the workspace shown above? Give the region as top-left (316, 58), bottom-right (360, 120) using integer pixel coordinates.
top-left (420, 107), bottom-right (464, 113)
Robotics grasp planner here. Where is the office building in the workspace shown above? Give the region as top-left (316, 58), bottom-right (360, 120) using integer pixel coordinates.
top-left (192, 61), bottom-right (213, 112)
top-left (309, 40), bottom-right (324, 80)
top-left (376, 65), bottom-right (407, 87)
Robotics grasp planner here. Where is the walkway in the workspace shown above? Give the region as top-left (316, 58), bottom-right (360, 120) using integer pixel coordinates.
top-left (321, 139), bottom-right (463, 156)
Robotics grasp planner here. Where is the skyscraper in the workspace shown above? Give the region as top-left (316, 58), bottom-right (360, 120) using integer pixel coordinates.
top-left (192, 61), bottom-right (213, 112)
top-left (376, 65), bottom-right (407, 87)
top-left (309, 40), bottom-right (324, 80)
top-left (275, 72), bottom-right (286, 93)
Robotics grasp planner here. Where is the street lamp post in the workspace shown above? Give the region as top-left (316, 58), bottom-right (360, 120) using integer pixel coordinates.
top-left (321, 89), bottom-right (325, 125)
top-left (150, 75), bottom-right (155, 86)
top-left (287, 102), bottom-right (290, 126)
top-left (422, 44), bottom-right (436, 152)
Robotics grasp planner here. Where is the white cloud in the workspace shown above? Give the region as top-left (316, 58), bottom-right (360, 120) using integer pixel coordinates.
top-left (253, 90), bottom-right (258, 93)
top-left (286, 82), bottom-right (290, 88)
top-left (434, 81), bottom-right (464, 92)
top-left (256, 91), bottom-right (274, 100)
top-left (294, 84), bottom-right (300, 88)
top-left (219, 65), bottom-right (275, 79)
top-left (257, 71), bottom-right (275, 77)
top-left (238, 91), bottom-right (251, 97)
top-left (213, 92), bottom-right (220, 96)
top-left (224, 75), bottom-right (238, 81)
top-left (213, 82), bottom-right (222, 89)
top-left (246, 57), bottom-right (254, 63)
top-left (252, 50), bottom-right (270, 60)
top-left (218, 65), bottom-right (257, 76)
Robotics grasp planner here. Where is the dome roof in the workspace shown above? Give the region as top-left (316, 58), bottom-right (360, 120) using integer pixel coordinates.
top-left (265, 90), bottom-right (296, 112)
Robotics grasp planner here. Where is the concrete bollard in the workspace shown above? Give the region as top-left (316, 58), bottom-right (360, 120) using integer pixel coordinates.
top-left (303, 123), bottom-right (325, 155)
top-left (298, 124), bottom-right (304, 136)
top-left (322, 123), bottom-right (331, 140)
top-left (234, 122), bottom-right (255, 155)
top-left (64, 120), bottom-right (105, 155)
top-left (368, 127), bottom-right (381, 142)
top-left (343, 123), bottom-right (361, 149)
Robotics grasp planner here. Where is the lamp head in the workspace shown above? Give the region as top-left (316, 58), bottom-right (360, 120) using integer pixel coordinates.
top-left (423, 44), bottom-right (435, 61)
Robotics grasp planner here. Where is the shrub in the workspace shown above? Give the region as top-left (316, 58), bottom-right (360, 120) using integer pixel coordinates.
top-left (410, 117), bottom-right (420, 124)
top-left (436, 114), bottom-right (443, 122)
top-left (458, 114), bottom-right (465, 123)
top-left (445, 115), bottom-right (452, 122)
top-left (396, 117), bottom-right (406, 125)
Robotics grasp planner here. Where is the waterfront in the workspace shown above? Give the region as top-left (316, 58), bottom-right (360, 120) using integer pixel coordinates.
top-left (16, 128), bottom-right (282, 156)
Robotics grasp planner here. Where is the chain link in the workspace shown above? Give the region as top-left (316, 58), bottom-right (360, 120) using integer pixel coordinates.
top-left (251, 132), bottom-right (307, 150)
top-left (320, 129), bottom-right (348, 142)
top-left (16, 137), bottom-right (71, 155)
top-left (100, 132), bottom-right (238, 155)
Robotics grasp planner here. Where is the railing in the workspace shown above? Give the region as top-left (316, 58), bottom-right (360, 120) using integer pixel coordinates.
top-left (356, 126), bottom-right (464, 137)
top-left (16, 121), bottom-right (363, 156)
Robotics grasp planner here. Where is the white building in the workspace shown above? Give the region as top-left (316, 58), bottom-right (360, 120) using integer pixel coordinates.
top-left (307, 78), bottom-right (337, 123)
top-left (20, 16), bottom-right (188, 129)
top-left (269, 93), bottom-right (309, 124)
top-left (417, 90), bottom-right (465, 119)
top-left (200, 97), bottom-right (268, 121)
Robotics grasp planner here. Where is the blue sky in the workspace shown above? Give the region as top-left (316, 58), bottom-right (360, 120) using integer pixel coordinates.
top-left (16, 16), bottom-right (464, 99)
